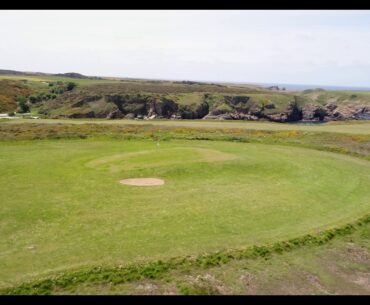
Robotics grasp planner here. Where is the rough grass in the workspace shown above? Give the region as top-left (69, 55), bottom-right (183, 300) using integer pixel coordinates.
top-left (0, 74), bottom-right (120, 87)
top-left (3, 118), bottom-right (370, 135)
top-left (303, 89), bottom-right (370, 106)
top-left (0, 74), bottom-right (263, 94)
top-left (3, 214), bottom-right (369, 295)
top-left (1, 122), bottom-right (370, 160)
top-left (104, 219), bottom-right (370, 295)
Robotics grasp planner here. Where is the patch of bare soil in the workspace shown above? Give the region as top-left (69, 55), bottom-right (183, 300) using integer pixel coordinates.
top-left (119, 178), bottom-right (165, 186)
top-left (300, 271), bottom-right (331, 295)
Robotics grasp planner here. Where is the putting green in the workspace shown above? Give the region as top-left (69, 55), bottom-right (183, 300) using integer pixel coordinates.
top-left (1, 139), bottom-right (370, 287)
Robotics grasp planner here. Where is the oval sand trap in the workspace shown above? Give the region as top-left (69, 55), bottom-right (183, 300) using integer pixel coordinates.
top-left (119, 178), bottom-right (165, 186)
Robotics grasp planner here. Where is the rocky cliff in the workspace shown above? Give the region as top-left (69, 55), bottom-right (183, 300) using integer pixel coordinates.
top-left (34, 85), bottom-right (370, 122)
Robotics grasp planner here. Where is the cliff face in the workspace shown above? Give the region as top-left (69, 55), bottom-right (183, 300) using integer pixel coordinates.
top-left (41, 93), bottom-right (210, 120)
top-left (37, 87), bottom-right (370, 122)
top-left (301, 103), bottom-right (370, 121)
top-left (203, 93), bottom-right (370, 122)
top-left (203, 95), bottom-right (303, 122)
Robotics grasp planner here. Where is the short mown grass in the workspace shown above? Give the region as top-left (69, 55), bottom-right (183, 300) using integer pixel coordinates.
top-left (1, 133), bottom-right (370, 291)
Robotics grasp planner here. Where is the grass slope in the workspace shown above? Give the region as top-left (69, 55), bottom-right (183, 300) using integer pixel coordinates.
top-left (0, 80), bottom-right (32, 112)
top-left (303, 89), bottom-right (370, 106)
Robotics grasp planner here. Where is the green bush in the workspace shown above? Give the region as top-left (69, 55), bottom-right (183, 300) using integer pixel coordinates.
top-left (16, 96), bottom-right (30, 113)
top-left (67, 82), bottom-right (77, 91)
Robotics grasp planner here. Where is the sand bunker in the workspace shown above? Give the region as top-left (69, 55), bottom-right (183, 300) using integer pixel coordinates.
top-left (119, 178), bottom-right (165, 186)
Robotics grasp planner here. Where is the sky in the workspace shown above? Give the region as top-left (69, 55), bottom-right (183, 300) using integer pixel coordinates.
top-left (1, 10), bottom-right (370, 87)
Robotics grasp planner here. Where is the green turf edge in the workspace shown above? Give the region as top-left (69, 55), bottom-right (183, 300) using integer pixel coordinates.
top-left (1, 123), bottom-right (370, 162)
top-left (2, 213), bottom-right (369, 295)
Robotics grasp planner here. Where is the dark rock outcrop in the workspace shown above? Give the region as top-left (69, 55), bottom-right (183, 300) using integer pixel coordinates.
top-left (106, 109), bottom-right (124, 119)
top-left (177, 102), bottom-right (209, 119)
top-left (259, 101), bottom-right (302, 122)
top-left (356, 106), bottom-right (370, 120)
top-left (302, 104), bottom-right (327, 121)
top-left (147, 98), bottom-right (178, 118)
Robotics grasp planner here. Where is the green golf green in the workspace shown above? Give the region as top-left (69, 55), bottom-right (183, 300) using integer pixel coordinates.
top-left (1, 138), bottom-right (370, 288)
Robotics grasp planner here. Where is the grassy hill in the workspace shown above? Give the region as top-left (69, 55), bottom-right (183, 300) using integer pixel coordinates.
top-left (1, 71), bottom-right (370, 122)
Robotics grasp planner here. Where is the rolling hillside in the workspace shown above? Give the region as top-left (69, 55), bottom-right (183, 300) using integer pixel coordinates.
top-left (1, 71), bottom-right (370, 122)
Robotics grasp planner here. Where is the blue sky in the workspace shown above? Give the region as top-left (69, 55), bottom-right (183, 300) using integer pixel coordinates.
top-left (1, 10), bottom-right (370, 86)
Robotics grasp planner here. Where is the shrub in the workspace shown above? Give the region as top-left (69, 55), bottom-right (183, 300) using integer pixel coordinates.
top-left (66, 82), bottom-right (77, 91)
top-left (16, 96), bottom-right (30, 113)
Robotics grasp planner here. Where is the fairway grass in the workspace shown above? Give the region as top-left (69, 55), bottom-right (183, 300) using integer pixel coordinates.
top-left (1, 139), bottom-right (370, 288)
